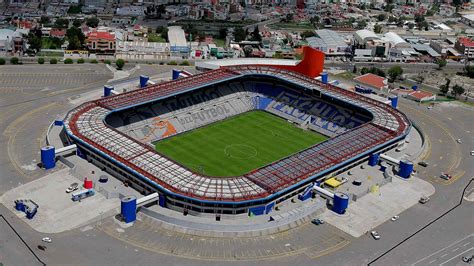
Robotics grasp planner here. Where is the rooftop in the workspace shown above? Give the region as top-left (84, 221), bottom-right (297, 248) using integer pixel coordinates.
top-left (408, 90), bottom-right (434, 100)
top-left (87, 31), bottom-right (115, 41)
top-left (354, 73), bottom-right (386, 90)
top-left (458, 37), bottom-right (474, 47)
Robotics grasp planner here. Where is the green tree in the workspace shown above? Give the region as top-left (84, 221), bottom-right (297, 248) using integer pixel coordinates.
top-left (414, 74), bottom-right (425, 85)
top-left (353, 65), bottom-right (357, 74)
top-left (439, 78), bottom-right (450, 95)
top-left (465, 65), bottom-right (474, 78)
top-left (64, 58), bottom-right (73, 64)
top-left (50, 58), bottom-right (58, 64)
top-left (301, 30), bottom-right (316, 39)
top-left (374, 24), bottom-right (383, 34)
top-left (437, 58), bottom-right (447, 69)
top-left (0, 58), bottom-right (5, 65)
top-left (10, 57), bottom-right (19, 64)
top-left (156, 26), bottom-right (165, 34)
top-left (180, 60), bottom-right (190, 66)
top-left (67, 5), bottom-right (82, 14)
top-left (377, 14), bottom-right (386, 22)
top-left (86, 17), bottom-right (100, 28)
top-left (161, 30), bottom-right (168, 42)
top-left (234, 27), bottom-right (247, 42)
top-left (39, 16), bottom-right (50, 25)
top-left (90, 59), bottom-right (98, 63)
top-left (250, 27), bottom-right (262, 42)
top-left (115, 59), bottom-right (125, 70)
top-left (387, 65), bottom-right (403, 82)
top-left (26, 32), bottom-right (42, 53)
top-left (361, 66), bottom-right (385, 77)
top-left (219, 28), bottom-right (227, 39)
top-left (73, 19), bottom-right (82, 28)
top-left (77, 58), bottom-right (85, 64)
top-left (104, 59), bottom-right (111, 65)
top-left (54, 18), bottom-right (69, 28)
top-left (358, 20), bottom-right (367, 29)
top-left (66, 26), bottom-right (85, 50)
top-left (451, 84), bottom-right (465, 97)
top-left (37, 57), bottom-right (45, 64)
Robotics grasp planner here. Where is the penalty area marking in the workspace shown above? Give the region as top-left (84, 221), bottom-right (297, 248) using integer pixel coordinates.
top-left (224, 144), bottom-right (258, 159)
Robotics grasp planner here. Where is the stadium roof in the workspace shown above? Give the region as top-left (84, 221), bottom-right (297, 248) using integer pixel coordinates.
top-left (64, 65), bottom-right (410, 203)
top-left (168, 26), bottom-right (187, 48)
top-left (195, 58), bottom-right (299, 70)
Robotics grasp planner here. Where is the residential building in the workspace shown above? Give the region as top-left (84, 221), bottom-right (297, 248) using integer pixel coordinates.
top-left (353, 73), bottom-right (388, 95)
top-left (407, 90), bottom-right (436, 102)
top-left (461, 14), bottom-right (474, 27)
top-left (454, 37), bottom-right (474, 60)
top-left (86, 31), bottom-right (116, 54)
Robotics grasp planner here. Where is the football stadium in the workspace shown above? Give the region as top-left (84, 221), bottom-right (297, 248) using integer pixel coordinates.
top-left (60, 48), bottom-right (411, 215)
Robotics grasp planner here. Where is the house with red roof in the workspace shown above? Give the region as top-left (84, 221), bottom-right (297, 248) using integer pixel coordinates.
top-left (353, 73), bottom-right (388, 95)
top-left (407, 90), bottom-right (436, 102)
top-left (50, 29), bottom-right (66, 39)
top-left (86, 31), bottom-right (116, 54)
top-left (454, 37), bottom-right (474, 60)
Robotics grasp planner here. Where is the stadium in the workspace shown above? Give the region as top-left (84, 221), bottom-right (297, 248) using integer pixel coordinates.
top-left (61, 47), bottom-right (411, 216)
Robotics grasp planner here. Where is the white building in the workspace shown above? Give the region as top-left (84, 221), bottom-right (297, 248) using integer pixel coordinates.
top-left (115, 41), bottom-right (170, 60)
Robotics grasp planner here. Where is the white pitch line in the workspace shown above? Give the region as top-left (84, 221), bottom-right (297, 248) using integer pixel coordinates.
top-left (439, 247), bottom-right (474, 266)
top-left (412, 234), bottom-right (474, 266)
top-left (463, 242), bottom-right (471, 247)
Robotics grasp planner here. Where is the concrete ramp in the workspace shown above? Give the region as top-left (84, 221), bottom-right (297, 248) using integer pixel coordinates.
top-left (320, 177), bottom-right (435, 237)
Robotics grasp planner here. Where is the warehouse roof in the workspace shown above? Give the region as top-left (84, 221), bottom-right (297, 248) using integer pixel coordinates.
top-left (314, 29), bottom-right (347, 47)
top-left (383, 32), bottom-right (407, 46)
top-left (355, 29), bottom-right (379, 43)
top-left (168, 26), bottom-right (187, 47)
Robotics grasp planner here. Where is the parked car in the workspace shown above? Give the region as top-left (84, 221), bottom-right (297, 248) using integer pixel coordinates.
top-left (312, 218), bottom-right (325, 225)
top-left (456, 139), bottom-right (462, 144)
top-left (352, 180), bottom-right (362, 186)
top-left (470, 151), bottom-right (473, 156)
top-left (418, 161), bottom-right (428, 167)
top-left (440, 174), bottom-right (452, 180)
top-left (391, 215), bottom-right (400, 221)
top-left (462, 255), bottom-right (473, 263)
top-left (371, 231), bottom-right (381, 240)
top-left (42, 237), bottom-right (52, 243)
top-left (419, 196), bottom-right (430, 204)
top-left (66, 182), bottom-right (79, 193)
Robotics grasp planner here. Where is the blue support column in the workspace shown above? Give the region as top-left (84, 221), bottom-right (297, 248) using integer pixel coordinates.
top-left (41, 146), bottom-right (55, 169)
top-left (368, 153), bottom-right (380, 167)
top-left (399, 160), bottom-right (414, 178)
top-left (172, 69), bottom-right (180, 80)
top-left (389, 95), bottom-right (398, 108)
top-left (121, 196), bottom-right (137, 223)
top-left (139, 75), bottom-right (149, 88)
top-left (54, 120), bottom-right (63, 126)
top-left (332, 192), bottom-right (349, 214)
top-left (321, 72), bottom-right (328, 84)
top-left (104, 85), bottom-right (114, 97)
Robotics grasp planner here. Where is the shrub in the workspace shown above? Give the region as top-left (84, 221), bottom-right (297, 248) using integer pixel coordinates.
top-left (10, 57), bottom-right (19, 65)
top-left (64, 58), bottom-right (74, 64)
top-left (89, 59), bottom-right (98, 63)
top-left (50, 58), bottom-right (58, 64)
top-left (104, 59), bottom-right (111, 65)
top-left (38, 57), bottom-right (45, 64)
top-left (180, 60), bottom-right (190, 66)
top-left (77, 58), bottom-right (85, 64)
top-left (115, 58), bottom-right (125, 70)
top-left (159, 61), bottom-right (164, 65)
top-left (167, 61), bottom-right (177, 65)
top-left (0, 58), bottom-right (5, 65)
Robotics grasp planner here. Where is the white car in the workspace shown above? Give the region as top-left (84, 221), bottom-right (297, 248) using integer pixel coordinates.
top-left (371, 231), bottom-right (381, 240)
top-left (42, 237), bottom-right (52, 243)
top-left (391, 215), bottom-right (400, 221)
top-left (456, 139), bottom-right (462, 144)
top-left (66, 182), bottom-right (79, 193)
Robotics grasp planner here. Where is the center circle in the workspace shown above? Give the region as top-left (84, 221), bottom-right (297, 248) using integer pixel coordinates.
top-left (224, 144), bottom-right (258, 159)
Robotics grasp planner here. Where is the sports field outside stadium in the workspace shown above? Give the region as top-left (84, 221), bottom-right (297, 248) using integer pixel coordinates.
top-left (154, 111), bottom-right (328, 177)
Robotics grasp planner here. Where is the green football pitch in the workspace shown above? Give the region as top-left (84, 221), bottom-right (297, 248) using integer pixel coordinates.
top-left (154, 111), bottom-right (328, 177)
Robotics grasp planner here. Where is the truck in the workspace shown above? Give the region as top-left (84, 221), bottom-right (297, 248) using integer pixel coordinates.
top-left (71, 189), bottom-right (95, 202)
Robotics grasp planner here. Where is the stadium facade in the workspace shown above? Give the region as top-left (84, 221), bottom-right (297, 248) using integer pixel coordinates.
top-left (61, 48), bottom-right (411, 215)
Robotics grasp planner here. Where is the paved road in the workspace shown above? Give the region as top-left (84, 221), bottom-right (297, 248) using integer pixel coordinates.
top-left (413, 234), bottom-right (473, 266)
top-left (0, 65), bottom-right (472, 265)
top-left (326, 61), bottom-right (466, 73)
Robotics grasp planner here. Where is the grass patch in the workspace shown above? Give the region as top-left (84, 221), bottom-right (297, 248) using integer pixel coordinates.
top-left (213, 38), bottom-right (226, 47)
top-left (147, 33), bottom-right (166, 43)
top-left (335, 71), bottom-right (356, 80)
top-left (154, 111), bottom-right (327, 177)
